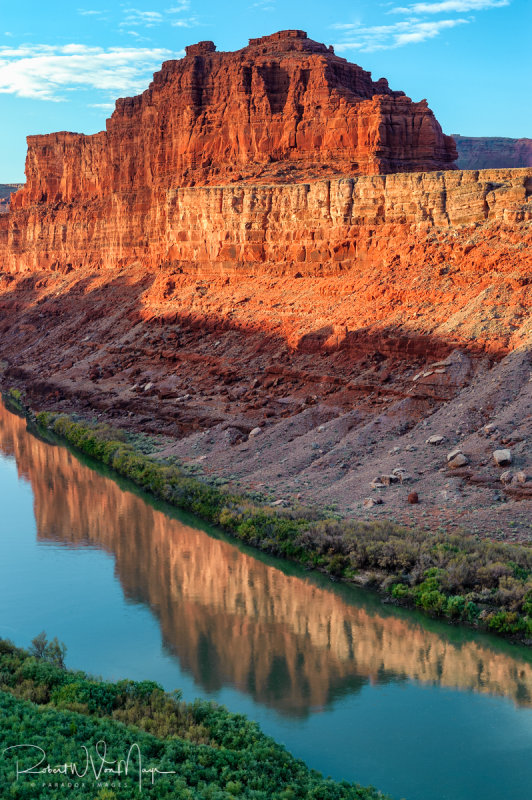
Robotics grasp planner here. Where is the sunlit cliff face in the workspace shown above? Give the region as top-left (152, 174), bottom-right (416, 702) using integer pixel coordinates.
top-left (1, 400), bottom-right (531, 715)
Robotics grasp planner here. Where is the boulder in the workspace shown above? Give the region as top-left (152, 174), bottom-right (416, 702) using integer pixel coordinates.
top-left (380, 474), bottom-right (399, 486)
top-left (448, 453), bottom-right (469, 468)
top-left (363, 497), bottom-right (383, 508)
top-left (493, 449), bottom-right (512, 466)
top-left (426, 435), bottom-right (445, 445)
top-left (446, 448), bottom-right (463, 462)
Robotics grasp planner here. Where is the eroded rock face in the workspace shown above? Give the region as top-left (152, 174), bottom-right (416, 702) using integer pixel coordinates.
top-left (10, 30), bottom-right (532, 279)
top-left (11, 29), bottom-right (456, 210)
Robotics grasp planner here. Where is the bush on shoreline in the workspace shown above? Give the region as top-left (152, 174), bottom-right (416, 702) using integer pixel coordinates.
top-left (0, 639), bottom-right (386, 799)
top-left (33, 410), bottom-right (532, 642)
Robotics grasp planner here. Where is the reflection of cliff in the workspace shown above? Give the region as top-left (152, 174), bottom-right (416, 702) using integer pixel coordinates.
top-left (2, 400), bottom-right (532, 713)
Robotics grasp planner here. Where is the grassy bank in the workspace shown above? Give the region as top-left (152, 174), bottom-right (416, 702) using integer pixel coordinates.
top-left (18, 402), bottom-right (532, 641)
top-left (0, 638), bottom-right (387, 800)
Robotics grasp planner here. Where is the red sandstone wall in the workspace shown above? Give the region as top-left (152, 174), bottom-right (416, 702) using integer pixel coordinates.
top-left (4, 31), bottom-right (531, 279)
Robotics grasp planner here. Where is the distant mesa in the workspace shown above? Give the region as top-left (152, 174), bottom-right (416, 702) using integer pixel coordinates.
top-left (0, 184), bottom-right (23, 213)
top-left (453, 135), bottom-right (532, 170)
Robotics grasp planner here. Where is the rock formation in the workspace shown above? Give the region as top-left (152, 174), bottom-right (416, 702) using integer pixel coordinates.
top-left (454, 136), bottom-right (532, 170)
top-left (10, 30), bottom-right (456, 209)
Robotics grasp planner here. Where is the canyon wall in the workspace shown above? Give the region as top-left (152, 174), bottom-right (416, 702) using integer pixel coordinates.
top-left (454, 136), bottom-right (532, 170)
top-left (1, 169), bottom-right (530, 274)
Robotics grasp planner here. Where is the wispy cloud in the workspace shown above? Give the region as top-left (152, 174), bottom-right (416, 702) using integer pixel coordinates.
top-left (333, 17), bottom-right (467, 51)
top-left (167, 1), bottom-right (191, 11)
top-left (78, 9), bottom-right (107, 16)
top-left (334, 0), bottom-right (509, 51)
top-left (391, 0), bottom-right (510, 12)
top-left (118, 5), bottom-right (200, 30)
top-left (119, 9), bottom-right (164, 28)
top-left (171, 17), bottom-right (200, 27)
top-left (251, 0), bottom-right (276, 10)
top-left (0, 44), bottom-right (181, 101)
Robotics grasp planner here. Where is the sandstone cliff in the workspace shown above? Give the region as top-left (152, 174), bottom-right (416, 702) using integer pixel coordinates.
top-left (454, 136), bottom-right (532, 170)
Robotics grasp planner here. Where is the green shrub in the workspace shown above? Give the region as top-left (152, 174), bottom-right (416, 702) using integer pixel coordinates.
top-left (445, 595), bottom-right (466, 620)
top-left (487, 611), bottom-right (526, 635)
top-left (417, 590), bottom-right (448, 614)
top-left (0, 640), bottom-right (387, 800)
top-left (391, 583), bottom-right (410, 600)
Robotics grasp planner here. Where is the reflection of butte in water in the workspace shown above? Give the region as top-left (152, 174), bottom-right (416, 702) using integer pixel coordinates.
top-left (1, 401), bottom-right (531, 714)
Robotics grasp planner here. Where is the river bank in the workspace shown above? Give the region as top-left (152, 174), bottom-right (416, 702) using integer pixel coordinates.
top-left (6, 391), bottom-right (531, 643)
top-left (0, 638), bottom-right (388, 799)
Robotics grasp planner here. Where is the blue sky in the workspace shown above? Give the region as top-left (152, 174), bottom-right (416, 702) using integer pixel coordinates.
top-left (0, 0), bottom-right (530, 181)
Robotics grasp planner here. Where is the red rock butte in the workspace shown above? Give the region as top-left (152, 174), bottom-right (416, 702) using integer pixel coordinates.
top-left (14, 29), bottom-right (457, 210)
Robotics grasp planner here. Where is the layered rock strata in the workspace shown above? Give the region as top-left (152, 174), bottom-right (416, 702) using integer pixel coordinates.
top-left (1, 169), bottom-right (530, 273)
top-left (0, 29), bottom-right (463, 273)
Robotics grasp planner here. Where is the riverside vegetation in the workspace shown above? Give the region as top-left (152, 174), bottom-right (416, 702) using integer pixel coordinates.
top-left (0, 637), bottom-right (387, 800)
top-left (21, 400), bottom-right (532, 643)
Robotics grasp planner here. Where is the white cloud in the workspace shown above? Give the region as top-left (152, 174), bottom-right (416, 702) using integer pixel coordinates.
top-left (78, 9), bottom-right (107, 16)
top-left (333, 17), bottom-right (467, 51)
top-left (392, 0), bottom-right (509, 12)
top-left (0, 43), bottom-right (181, 101)
top-left (334, 0), bottom-right (510, 52)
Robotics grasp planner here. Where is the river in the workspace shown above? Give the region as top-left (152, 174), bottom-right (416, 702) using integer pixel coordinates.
top-left (0, 398), bottom-right (531, 800)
